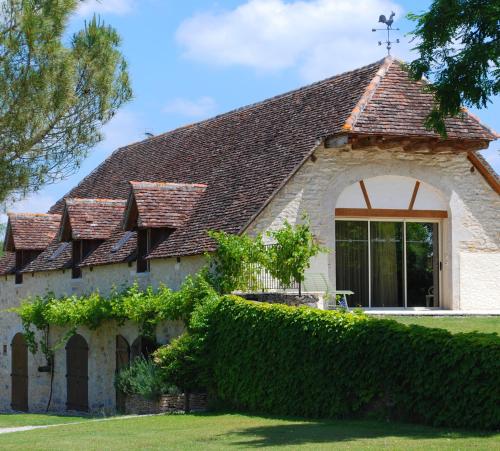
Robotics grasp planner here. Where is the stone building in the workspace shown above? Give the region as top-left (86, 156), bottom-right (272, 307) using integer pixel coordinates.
top-left (0, 57), bottom-right (499, 413)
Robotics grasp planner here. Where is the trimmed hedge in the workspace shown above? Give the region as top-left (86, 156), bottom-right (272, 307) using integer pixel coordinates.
top-left (194, 297), bottom-right (500, 430)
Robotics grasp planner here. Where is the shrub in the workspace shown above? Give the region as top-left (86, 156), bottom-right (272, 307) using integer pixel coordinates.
top-left (115, 357), bottom-right (179, 400)
top-left (191, 296), bottom-right (500, 430)
top-left (153, 333), bottom-right (207, 393)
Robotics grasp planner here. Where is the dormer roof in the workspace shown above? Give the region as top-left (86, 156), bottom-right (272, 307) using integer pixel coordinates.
top-left (123, 181), bottom-right (207, 230)
top-left (60, 198), bottom-right (127, 241)
top-left (3, 213), bottom-right (61, 252)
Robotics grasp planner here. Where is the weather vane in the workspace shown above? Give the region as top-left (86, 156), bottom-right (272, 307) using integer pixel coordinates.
top-left (372, 11), bottom-right (400, 56)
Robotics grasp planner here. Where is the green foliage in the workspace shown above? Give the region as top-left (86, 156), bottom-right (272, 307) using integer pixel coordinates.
top-left (207, 230), bottom-right (265, 294)
top-left (13, 274), bottom-right (215, 361)
top-left (208, 217), bottom-right (326, 294)
top-left (153, 333), bottom-right (207, 392)
top-left (407, 0), bottom-right (499, 136)
top-left (0, 0), bottom-right (132, 202)
top-left (264, 217), bottom-right (325, 288)
top-left (115, 357), bottom-right (179, 401)
top-left (190, 296), bottom-right (500, 430)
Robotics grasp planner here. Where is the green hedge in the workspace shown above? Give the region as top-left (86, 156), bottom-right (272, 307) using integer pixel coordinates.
top-left (194, 297), bottom-right (500, 430)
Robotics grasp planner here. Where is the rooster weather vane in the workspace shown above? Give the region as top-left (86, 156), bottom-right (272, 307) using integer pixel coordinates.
top-left (372, 11), bottom-right (400, 56)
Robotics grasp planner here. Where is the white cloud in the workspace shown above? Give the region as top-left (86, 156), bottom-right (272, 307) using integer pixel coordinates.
top-left (163, 96), bottom-right (217, 119)
top-left (176, 0), bottom-right (412, 81)
top-left (77, 0), bottom-right (135, 17)
top-left (97, 108), bottom-right (147, 154)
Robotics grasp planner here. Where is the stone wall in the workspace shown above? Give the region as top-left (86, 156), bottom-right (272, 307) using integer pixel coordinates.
top-left (246, 145), bottom-right (500, 310)
top-left (124, 393), bottom-right (208, 415)
top-left (0, 256), bottom-right (203, 414)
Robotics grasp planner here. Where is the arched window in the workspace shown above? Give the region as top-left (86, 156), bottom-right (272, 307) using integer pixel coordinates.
top-left (11, 333), bottom-right (28, 412)
top-left (66, 334), bottom-right (88, 412)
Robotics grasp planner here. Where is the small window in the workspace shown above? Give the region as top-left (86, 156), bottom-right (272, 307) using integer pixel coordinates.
top-left (14, 250), bottom-right (41, 285)
top-left (72, 241), bottom-right (82, 279)
top-left (72, 240), bottom-right (103, 279)
top-left (15, 271), bottom-right (23, 285)
top-left (136, 230), bottom-right (149, 273)
top-left (136, 228), bottom-right (172, 273)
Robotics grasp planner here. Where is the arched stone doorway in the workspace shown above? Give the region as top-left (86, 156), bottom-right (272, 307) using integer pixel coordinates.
top-left (11, 333), bottom-right (28, 412)
top-left (66, 334), bottom-right (88, 412)
top-left (335, 176), bottom-right (446, 308)
top-left (115, 335), bottom-right (130, 413)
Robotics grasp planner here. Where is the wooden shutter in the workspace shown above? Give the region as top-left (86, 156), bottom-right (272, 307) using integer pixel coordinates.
top-left (11, 333), bottom-right (28, 412)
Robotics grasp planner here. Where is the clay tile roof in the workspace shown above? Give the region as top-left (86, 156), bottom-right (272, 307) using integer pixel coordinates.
top-left (80, 228), bottom-right (137, 268)
top-left (4, 213), bottom-right (61, 252)
top-left (0, 252), bottom-right (16, 276)
top-left (349, 60), bottom-right (496, 140)
top-left (126, 181), bottom-right (207, 230)
top-left (40, 57), bottom-right (495, 261)
top-left (21, 240), bottom-right (72, 274)
top-left (61, 198), bottom-right (127, 241)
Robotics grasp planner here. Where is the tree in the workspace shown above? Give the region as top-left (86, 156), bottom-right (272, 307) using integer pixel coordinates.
top-left (0, 0), bottom-right (132, 203)
top-left (264, 217), bottom-right (324, 295)
top-left (407, 0), bottom-right (499, 135)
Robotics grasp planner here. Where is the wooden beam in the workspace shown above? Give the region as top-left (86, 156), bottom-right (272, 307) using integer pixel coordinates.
top-left (335, 208), bottom-right (448, 219)
top-left (467, 152), bottom-right (500, 195)
top-left (359, 180), bottom-right (372, 209)
top-left (408, 181), bottom-right (420, 210)
top-left (347, 134), bottom-right (489, 153)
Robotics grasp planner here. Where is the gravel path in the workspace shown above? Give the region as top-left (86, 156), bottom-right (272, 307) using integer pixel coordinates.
top-left (0, 425), bottom-right (51, 434)
top-left (0, 414), bottom-right (153, 435)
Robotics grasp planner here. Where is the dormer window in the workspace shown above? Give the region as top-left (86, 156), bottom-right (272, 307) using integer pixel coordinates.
top-left (15, 250), bottom-right (41, 284)
top-left (2, 213), bottom-right (61, 284)
top-left (60, 198), bottom-right (127, 279)
top-left (72, 240), bottom-right (103, 279)
top-left (123, 181), bottom-right (207, 273)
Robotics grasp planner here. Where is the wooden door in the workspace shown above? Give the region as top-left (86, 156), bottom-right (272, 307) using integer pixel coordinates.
top-left (11, 333), bottom-right (28, 411)
top-left (115, 335), bottom-right (130, 413)
top-left (66, 334), bottom-right (88, 412)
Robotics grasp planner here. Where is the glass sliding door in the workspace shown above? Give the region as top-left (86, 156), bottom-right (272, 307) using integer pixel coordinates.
top-left (406, 222), bottom-right (439, 307)
top-left (335, 220), bottom-right (440, 308)
top-left (370, 222), bottom-right (404, 307)
top-left (335, 221), bottom-right (369, 307)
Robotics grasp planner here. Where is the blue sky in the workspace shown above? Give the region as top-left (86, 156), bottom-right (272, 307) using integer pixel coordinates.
top-left (4, 0), bottom-right (499, 218)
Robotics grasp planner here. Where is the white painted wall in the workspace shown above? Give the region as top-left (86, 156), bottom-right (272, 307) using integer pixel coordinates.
top-left (460, 252), bottom-right (500, 310)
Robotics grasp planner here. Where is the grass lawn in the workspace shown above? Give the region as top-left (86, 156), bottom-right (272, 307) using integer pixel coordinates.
top-left (388, 316), bottom-right (500, 335)
top-left (0, 413), bottom-right (498, 450)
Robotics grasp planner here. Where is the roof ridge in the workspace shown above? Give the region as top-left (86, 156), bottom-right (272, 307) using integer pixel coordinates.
top-left (66, 197), bottom-right (127, 204)
top-left (342, 56), bottom-right (394, 131)
top-left (7, 212), bottom-right (60, 218)
top-left (117, 58), bottom-right (387, 150)
top-left (130, 181), bottom-right (208, 190)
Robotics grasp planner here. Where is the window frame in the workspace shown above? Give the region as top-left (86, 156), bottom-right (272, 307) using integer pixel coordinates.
top-left (335, 217), bottom-right (442, 308)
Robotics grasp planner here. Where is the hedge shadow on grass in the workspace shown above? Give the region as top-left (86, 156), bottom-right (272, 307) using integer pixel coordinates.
top-left (225, 417), bottom-right (499, 448)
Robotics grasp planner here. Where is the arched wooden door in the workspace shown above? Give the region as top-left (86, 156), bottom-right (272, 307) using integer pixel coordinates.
top-left (66, 334), bottom-right (88, 412)
top-left (115, 335), bottom-right (130, 413)
top-left (11, 333), bottom-right (28, 411)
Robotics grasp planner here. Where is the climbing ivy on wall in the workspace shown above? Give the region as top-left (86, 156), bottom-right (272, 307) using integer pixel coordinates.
top-left (12, 272), bottom-right (216, 360)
